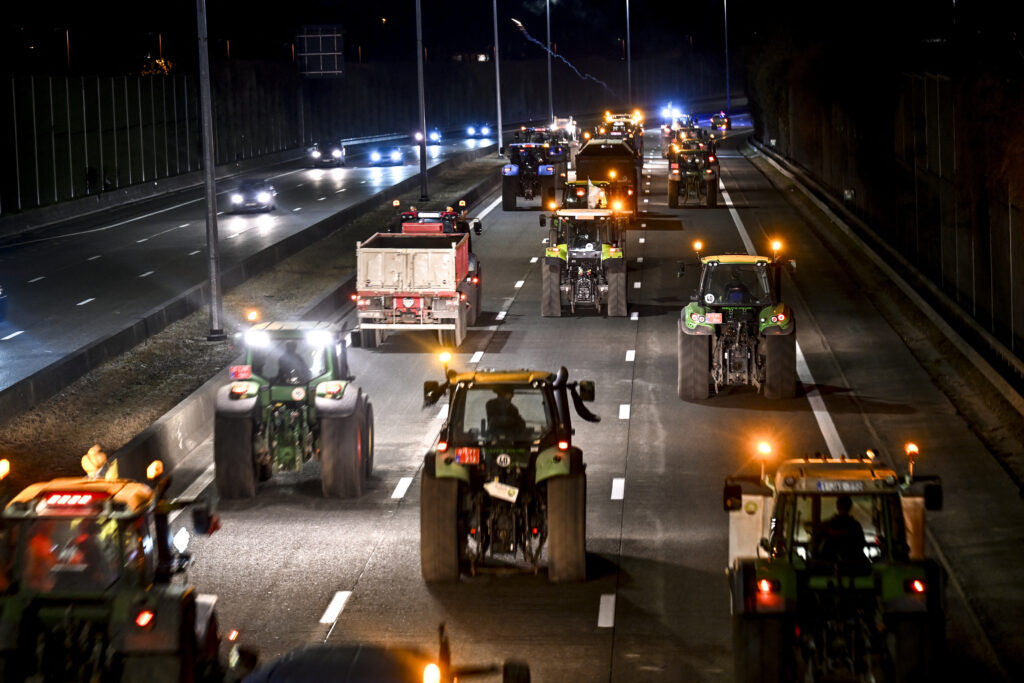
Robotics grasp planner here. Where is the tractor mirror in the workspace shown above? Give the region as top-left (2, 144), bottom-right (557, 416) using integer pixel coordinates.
top-left (787, 259), bottom-right (797, 273)
top-left (924, 483), bottom-right (943, 511)
top-left (539, 215), bottom-right (547, 227)
top-left (502, 662), bottom-right (531, 681)
top-left (347, 330), bottom-right (362, 348)
top-left (192, 500), bottom-right (221, 536)
top-left (578, 381), bottom-right (595, 402)
top-left (723, 484), bottom-right (742, 511)
top-left (424, 381), bottom-right (441, 405)
top-left (676, 261), bottom-right (685, 277)
top-left (472, 219), bottom-right (482, 235)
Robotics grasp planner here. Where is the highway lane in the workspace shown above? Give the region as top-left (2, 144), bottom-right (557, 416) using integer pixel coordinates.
top-left (162, 129), bottom-right (1015, 680)
top-left (0, 137), bottom-right (498, 392)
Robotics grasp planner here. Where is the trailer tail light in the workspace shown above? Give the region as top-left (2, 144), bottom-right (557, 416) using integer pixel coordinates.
top-left (627, 188), bottom-right (633, 196)
top-left (45, 493), bottom-right (99, 506)
top-left (531, 526), bottom-right (539, 536)
top-left (228, 629), bottom-right (240, 642)
top-left (471, 276), bottom-right (479, 285)
top-left (460, 293), bottom-right (467, 301)
top-left (135, 610), bottom-right (155, 628)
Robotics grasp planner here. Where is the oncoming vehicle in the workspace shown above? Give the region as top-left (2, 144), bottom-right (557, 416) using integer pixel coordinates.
top-left (369, 147), bottom-right (404, 166)
top-left (420, 364), bottom-right (599, 583)
top-left (465, 124), bottom-right (492, 138)
top-left (724, 444), bottom-right (945, 682)
top-left (414, 127), bottom-right (443, 144)
top-left (711, 111), bottom-right (732, 130)
top-left (0, 452), bottom-right (224, 682)
top-left (214, 321), bottom-right (373, 499)
top-left (677, 242), bottom-right (796, 399)
top-left (230, 179), bottom-right (276, 213)
top-left (305, 140), bottom-right (346, 167)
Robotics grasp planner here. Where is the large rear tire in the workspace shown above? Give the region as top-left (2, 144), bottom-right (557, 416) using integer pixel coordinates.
top-left (359, 328), bottom-right (378, 349)
top-left (214, 415), bottom-right (257, 499)
top-left (667, 179), bottom-right (679, 208)
top-left (706, 177), bottom-right (718, 207)
top-left (541, 263), bottom-right (562, 317)
top-left (732, 616), bottom-right (788, 683)
top-left (763, 333), bottom-right (797, 399)
top-left (439, 328), bottom-right (457, 347)
top-left (677, 323), bottom-right (710, 400)
top-left (889, 615), bottom-right (944, 683)
top-left (606, 270), bottom-right (627, 317)
top-left (502, 176), bottom-right (517, 211)
top-left (547, 472), bottom-right (586, 582)
top-left (320, 411), bottom-right (364, 498)
top-left (421, 455), bottom-right (460, 582)
top-left (361, 400), bottom-right (375, 480)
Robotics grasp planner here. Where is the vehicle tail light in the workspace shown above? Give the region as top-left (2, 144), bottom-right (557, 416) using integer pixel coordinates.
top-left (135, 610), bottom-right (155, 628)
top-left (350, 293), bottom-right (358, 301)
top-left (230, 383), bottom-right (249, 397)
top-left (460, 293), bottom-right (467, 301)
top-left (323, 382), bottom-right (344, 397)
top-left (469, 527), bottom-right (477, 536)
top-left (757, 579), bottom-right (780, 595)
top-left (907, 579), bottom-right (926, 594)
top-left (531, 527), bottom-right (539, 536)
top-left (471, 276), bottom-right (479, 285)
top-left (777, 313), bottom-right (786, 322)
top-left (437, 441), bottom-right (448, 452)
top-left (558, 440), bottom-right (569, 450)
top-left (228, 629), bottom-right (240, 642)
top-left (423, 663), bottom-right (441, 683)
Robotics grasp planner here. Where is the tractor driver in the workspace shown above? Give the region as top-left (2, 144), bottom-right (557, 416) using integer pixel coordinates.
top-left (486, 386), bottom-right (526, 439)
top-left (813, 495), bottom-right (867, 566)
top-left (723, 266), bottom-right (751, 303)
top-left (276, 340), bottom-right (312, 385)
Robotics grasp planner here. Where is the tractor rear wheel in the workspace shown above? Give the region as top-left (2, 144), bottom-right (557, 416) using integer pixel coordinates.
top-left (421, 455), bottom-right (460, 582)
top-left (606, 270), bottom-right (627, 317)
top-left (541, 263), bottom-right (562, 317)
top-left (320, 411), bottom-right (364, 497)
top-left (706, 177), bottom-right (719, 207)
top-left (502, 176), bottom-right (517, 211)
top-left (361, 400), bottom-right (375, 480)
top-left (763, 333), bottom-right (797, 399)
top-left (677, 323), bottom-right (710, 400)
top-left (889, 615), bottom-right (944, 682)
top-left (214, 415), bottom-right (257, 499)
top-left (547, 471), bottom-right (587, 582)
top-left (667, 179), bottom-right (679, 208)
top-left (732, 616), bottom-right (788, 683)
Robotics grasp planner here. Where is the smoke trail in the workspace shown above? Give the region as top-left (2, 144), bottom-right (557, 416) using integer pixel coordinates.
top-left (511, 18), bottom-right (616, 96)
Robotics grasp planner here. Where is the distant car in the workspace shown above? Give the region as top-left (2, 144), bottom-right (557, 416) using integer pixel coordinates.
top-left (305, 140), bottom-right (346, 167)
top-left (711, 111), bottom-right (732, 130)
top-left (465, 123), bottom-right (492, 138)
top-left (414, 127), bottom-right (443, 144)
top-left (229, 179), bottom-right (277, 213)
top-left (368, 147), bottom-right (405, 166)
top-left (0, 283), bottom-right (6, 322)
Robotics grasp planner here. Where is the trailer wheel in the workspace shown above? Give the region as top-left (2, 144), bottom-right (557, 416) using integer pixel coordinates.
top-left (667, 179), bottom-right (679, 208)
top-left (359, 328), bottom-right (378, 349)
top-left (763, 333), bottom-right (797, 399)
top-left (362, 400), bottom-right (375, 480)
top-left (606, 270), bottom-right (628, 317)
top-left (733, 615), bottom-right (788, 683)
top-left (439, 328), bottom-right (457, 347)
top-left (706, 177), bottom-right (719, 207)
top-left (547, 471), bottom-right (586, 582)
top-left (502, 176), bottom-right (518, 211)
top-left (214, 415), bottom-right (257, 499)
top-left (677, 323), bottom-right (710, 400)
top-left (320, 411), bottom-right (364, 498)
top-left (541, 262), bottom-right (562, 317)
top-left (421, 455), bottom-right (460, 582)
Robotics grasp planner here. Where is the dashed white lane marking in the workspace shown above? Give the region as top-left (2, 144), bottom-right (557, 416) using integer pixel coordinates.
top-left (598, 594), bottom-right (616, 628)
top-left (496, 311), bottom-right (506, 321)
top-left (216, 211), bottom-right (224, 216)
top-left (76, 298), bottom-right (95, 306)
top-left (179, 223), bottom-right (189, 228)
top-left (168, 463), bottom-right (215, 524)
top-left (2, 331), bottom-right (24, 341)
top-left (636, 257), bottom-right (643, 263)
top-left (640, 223), bottom-right (646, 228)
top-left (625, 350), bottom-right (635, 362)
top-left (319, 591), bottom-right (352, 624)
top-left (136, 238), bottom-right (148, 243)
top-left (469, 351), bottom-right (484, 363)
top-left (139, 271), bottom-right (155, 278)
top-left (292, 207), bottom-right (302, 212)
top-left (611, 478), bottom-right (625, 500)
top-left (27, 276), bottom-right (45, 283)
top-left (619, 404), bottom-right (630, 420)
top-left (541, 238), bottom-right (549, 244)
top-left (638, 237), bottom-right (645, 244)
top-left (475, 195), bottom-right (503, 220)
top-left (317, 197), bottom-right (326, 201)
top-left (643, 198), bottom-right (649, 203)
top-left (630, 312), bottom-right (638, 321)
top-left (87, 255), bottom-right (102, 261)
top-left (391, 477), bottom-right (414, 499)
top-left (633, 282), bottom-right (641, 289)
top-left (514, 280), bottom-right (525, 288)
top-left (335, 189), bottom-right (346, 193)
top-left (530, 256), bottom-right (538, 263)
top-left (226, 233), bottom-right (239, 240)
top-left (188, 250), bottom-right (201, 256)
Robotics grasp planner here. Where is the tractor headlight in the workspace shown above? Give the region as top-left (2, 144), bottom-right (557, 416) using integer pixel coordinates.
top-left (467, 126), bottom-right (475, 135)
top-left (370, 151), bottom-right (382, 162)
top-left (311, 149), bottom-right (322, 159)
top-left (481, 126), bottom-right (490, 136)
top-left (429, 131), bottom-right (440, 142)
top-left (231, 194), bottom-right (243, 204)
top-left (332, 148), bottom-right (342, 158)
top-left (256, 192), bottom-right (271, 204)
top-left (306, 329), bottom-right (332, 347)
top-left (390, 150), bottom-right (402, 162)
top-left (244, 329), bottom-right (270, 348)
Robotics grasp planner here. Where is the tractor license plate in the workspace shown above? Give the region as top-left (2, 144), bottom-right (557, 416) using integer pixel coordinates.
top-left (706, 312), bottom-right (723, 324)
top-left (484, 480), bottom-right (519, 503)
top-left (817, 480), bottom-right (865, 493)
top-left (455, 447), bottom-right (479, 464)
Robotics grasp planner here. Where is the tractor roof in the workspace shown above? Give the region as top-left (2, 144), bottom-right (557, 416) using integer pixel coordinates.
top-left (773, 458), bottom-right (901, 495)
top-left (701, 254), bottom-right (771, 266)
top-left (249, 321), bottom-right (337, 334)
top-left (555, 209), bottom-right (614, 219)
top-left (5, 477), bottom-right (155, 516)
top-left (450, 369), bottom-right (555, 386)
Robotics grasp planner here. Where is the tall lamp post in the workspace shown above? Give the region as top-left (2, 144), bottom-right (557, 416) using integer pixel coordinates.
top-left (723, 0), bottom-right (730, 112)
top-left (625, 0), bottom-right (632, 107)
top-left (546, 0), bottom-right (553, 122)
top-left (493, 0), bottom-right (504, 155)
top-left (415, 0), bottom-right (428, 201)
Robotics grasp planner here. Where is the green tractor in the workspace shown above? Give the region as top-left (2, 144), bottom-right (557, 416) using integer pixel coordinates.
top-left (724, 443), bottom-right (945, 682)
top-left (214, 321), bottom-right (373, 499)
top-left (666, 137), bottom-right (718, 208)
top-left (420, 362), bottom-right (599, 583)
top-left (0, 452), bottom-right (225, 682)
top-left (677, 241), bottom-right (797, 399)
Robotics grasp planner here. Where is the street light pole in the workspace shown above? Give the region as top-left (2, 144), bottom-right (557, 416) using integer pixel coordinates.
top-left (546, 0), bottom-right (553, 122)
top-left (625, 0), bottom-right (632, 107)
top-left (196, 0), bottom-right (225, 341)
top-left (723, 0), bottom-right (730, 112)
top-left (415, 0), bottom-right (429, 201)
top-left (492, 0), bottom-right (504, 155)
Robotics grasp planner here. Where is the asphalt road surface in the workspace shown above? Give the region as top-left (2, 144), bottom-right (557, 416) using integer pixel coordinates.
top-left (0, 137), bottom-right (497, 392)
top-left (159, 121), bottom-right (1017, 680)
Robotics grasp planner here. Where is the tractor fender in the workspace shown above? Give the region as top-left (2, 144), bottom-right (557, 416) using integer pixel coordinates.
top-left (214, 385), bottom-right (260, 420)
top-left (729, 559), bottom-right (794, 616)
top-left (759, 304), bottom-right (795, 336)
top-left (536, 446), bottom-right (583, 484)
top-left (430, 450), bottom-right (470, 483)
top-left (316, 384), bottom-right (362, 420)
top-left (602, 257), bottom-right (626, 274)
top-left (502, 164), bottom-right (520, 177)
top-left (116, 585), bottom-right (192, 654)
top-left (679, 307), bottom-right (714, 335)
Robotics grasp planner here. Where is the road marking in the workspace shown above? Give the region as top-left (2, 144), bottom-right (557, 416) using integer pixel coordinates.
top-left (317, 197), bottom-right (326, 201)
top-left (640, 223), bottom-right (646, 228)
top-left (27, 276), bottom-right (45, 283)
top-left (76, 298), bottom-right (95, 306)
top-left (625, 350), bottom-right (635, 362)
top-left (217, 211), bottom-right (224, 216)
top-left (475, 195), bottom-right (503, 220)
top-left (136, 238), bottom-right (148, 243)
top-left (226, 233), bottom-right (239, 240)
top-left (541, 238), bottom-right (549, 244)
top-left (530, 257), bottom-right (538, 263)
top-left (188, 250), bottom-right (201, 256)
top-left (598, 594), bottom-right (616, 628)
top-left (2, 331), bottom-right (24, 341)
top-left (437, 404), bottom-right (448, 420)
top-left (469, 351), bottom-right (484, 363)
top-left (496, 311), bottom-right (506, 321)
top-left (643, 198), bottom-right (649, 203)
top-left (611, 477), bottom-right (625, 500)
top-left (514, 280), bottom-right (524, 289)
top-left (630, 312), bottom-right (638, 321)
top-left (179, 223), bottom-right (189, 228)
top-left (619, 404), bottom-right (630, 420)
top-left (391, 477), bottom-right (414, 499)
top-left (633, 282), bottom-right (641, 289)
top-left (292, 207), bottom-right (302, 212)
top-left (319, 591), bottom-right (352, 624)
top-left (636, 257), bottom-right (643, 263)
top-left (335, 189), bottom-right (346, 193)
top-left (168, 463), bottom-right (216, 523)
top-left (139, 271), bottom-right (154, 278)
top-left (638, 237), bottom-right (645, 244)
top-left (87, 255), bottom-right (102, 261)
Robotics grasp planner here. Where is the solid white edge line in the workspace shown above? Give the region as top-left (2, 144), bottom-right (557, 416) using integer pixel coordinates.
top-left (391, 477), bottom-right (414, 499)
top-left (474, 195), bottom-right (503, 221)
top-left (625, 350), bottom-right (635, 362)
top-left (611, 478), bottom-right (625, 500)
top-left (469, 351), bottom-right (484, 363)
top-left (633, 282), bottom-right (641, 289)
top-left (2, 331), bottom-right (24, 341)
top-left (496, 311), bottom-right (506, 321)
top-left (76, 298), bottom-right (95, 306)
top-left (436, 404), bottom-right (448, 420)
top-left (618, 404), bottom-right (630, 420)
top-left (168, 463), bottom-right (216, 524)
top-left (514, 280), bottom-right (525, 289)
top-left (597, 594), bottom-right (616, 628)
top-left (319, 591), bottom-right (353, 624)
top-left (188, 250), bottom-right (201, 256)
top-left (27, 276), bottom-right (45, 283)
top-left (87, 255), bottom-right (102, 260)
top-left (139, 271), bottom-right (154, 278)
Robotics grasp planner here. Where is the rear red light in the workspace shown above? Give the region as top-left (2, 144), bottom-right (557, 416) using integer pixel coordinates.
top-left (135, 610), bottom-right (155, 628)
top-left (469, 527), bottom-right (477, 536)
top-left (228, 629), bottom-right (240, 642)
top-left (908, 579), bottom-right (926, 594)
top-left (531, 527), bottom-right (539, 536)
top-left (230, 383), bottom-right (249, 396)
top-left (558, 440), bottom-right (569, 450)
top-left (777, 313), bottom-right (786, 322)
top-left (437, 441), bottom-right (448, 452)
top-left (350, 293), bottom-right (358, 301)
top-left (757, 579), bottom-right (774, 594)
top-left (471, 277), bottom-right (479, 284)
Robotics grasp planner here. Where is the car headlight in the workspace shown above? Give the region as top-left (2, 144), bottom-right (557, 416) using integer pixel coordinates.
top-left (414, 132), bottom-right (423, 141)
top-left (481, 126), bottom-right (490, 136)
top-left (244, 329), bottom-right (270, 348)
top-left (311, 150), bottom-right (322, 158)
top-left (390, 150), bottom-right (402, 162)
top-left (257, 192), bottom-right (271, 203)
top-left (467, 126), bottom-right (475, 135)
top-left (332, 148), bottom-right (342, 158)
top-left (370, 151), bottom-right (382, 162)
top-left (429, 131), bottom-right (440, 142)
top-left (231, 194), bottom-right (243, 204)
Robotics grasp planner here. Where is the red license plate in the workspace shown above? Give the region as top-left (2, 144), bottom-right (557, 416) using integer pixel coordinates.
top-left (706, 313), bottom-right (723, 324)
top-left (230, 365), bottom-right (252, 379)
top-left (455, 447), bottom-right (480, 464)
